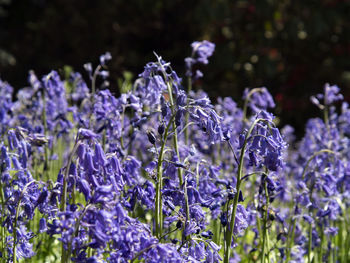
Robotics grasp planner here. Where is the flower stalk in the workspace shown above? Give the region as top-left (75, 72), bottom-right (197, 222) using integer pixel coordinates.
top-left (224, 118), bottom-right (261, 263)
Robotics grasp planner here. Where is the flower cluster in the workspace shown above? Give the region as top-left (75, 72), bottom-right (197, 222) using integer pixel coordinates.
top-left (0, 41), bottom-right (349, 263)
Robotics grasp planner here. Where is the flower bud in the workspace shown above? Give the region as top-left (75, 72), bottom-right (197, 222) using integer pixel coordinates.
top-left (147, 131), bottom-right (156, 144)
top-left (158, 124), bottom-right (165, 135)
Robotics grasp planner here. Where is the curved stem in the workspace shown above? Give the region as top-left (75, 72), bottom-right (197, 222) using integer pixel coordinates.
top-left (242, 88), bottom-right (265, 122)
top-left (159, 227), bottom-right (179, 241)
top-left (224, 118), bottom-right (262, 263)
top-left (13, 181), bottom-right (36, 263)
top-left (66, 204), bottom-right (93, 262)
top-left (301, 149), bottom-right (335, 180)
top-left (178, 122), bottom-right (195, 136)
top-left (130, 244), bottom-right (157, 263)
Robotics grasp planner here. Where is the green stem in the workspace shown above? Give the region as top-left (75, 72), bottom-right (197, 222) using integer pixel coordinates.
top-left (301, 149), bottom-right (335, 180)
top-left (87, 237), bottom-right (93, 258)
top-left (159, 227), bottom-right (179, 241)
top-left (91, 65), bottom-right (101, 104)
top-left (165, 82), bottom-right (190, 241)
top-left (286, 218), bottom-right (297, 262)
top-left (224, 118), bottom-right (261, 263)
top-left (242, 88), bottom-right (264, 122)
top-left (89, 65), bottom-right (101, 126)
top-left (345, 220), bottom-right (350, 263)
top-left (319, 225), bottom-right (325, 263)
top-left (260, 180), bottom-right (269, 263)
top-left (0, 175), bottom-right (5, 260)
top-left (66, 204), bottom-right (92, 262)
top-left (102, 129), bottom-right (107, 152)
top-left (323, 87), bottom-right (329, 130)
top-left (130, 244), bottom-right (157, 263)
top-left (339, 218), bottom-right (345, 263)
top-left (60, 137), bottom-right (79, 263)
top-left (184, 76), bottom-right (192, 145)
top-left (13, 181), bottom-right (36, 263)
top-left (60, 139), bottom-right (78, 212)
top-left (42, 89), bottom-right (50, 181)
top-left (166, 82), bottom-right (184, 186)
top-left (120, 106), bottom-right (126, 149)
top-left (308, 223), bottom-right (313, 263)
top-left (155, 114), bottom-right (175, 238)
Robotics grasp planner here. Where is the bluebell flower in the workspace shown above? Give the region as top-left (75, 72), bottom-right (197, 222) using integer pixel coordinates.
top-left (243, 87), bottom-right (275, 113)
top-left (0, 79), bottom-right (14, 135)
top-left (185, 40), bottom-right (215, 78)
top-left (233, 204), bottom-right (248, 237)
top-left (100, 52), bottom-right (112, 66)
top-left (311, 83), bottom-right (343, 107)
top-left (184, 220), bottom-right (200, 236)
top-left (39, 218), bottom-right (47, 233)
top-left (191, 40), bottom-right (215, 65)
top-left (84, 63), bottom-right (93, 77)
top-left (78, 128), bottom-right (99, 140)
top-left (78, 178), bottom-right (91, 201)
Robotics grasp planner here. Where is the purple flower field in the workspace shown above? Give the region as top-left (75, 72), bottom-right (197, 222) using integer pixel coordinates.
top-left (0, 41), bottom-right (349, 263)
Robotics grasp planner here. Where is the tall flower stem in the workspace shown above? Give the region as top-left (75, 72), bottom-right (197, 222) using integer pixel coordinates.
top-left (242, 88), bottom-right (264, 122)
top-left (224, 118), bottom-right (261, 263)
top-left (41, 89), bottom-right (50, 181)
top-left (91, 65), bottom-right (101, 105)
top-left (164, 81), bottom-right (190, 241)
top-left (323, 87), bottom-right (329, 130)
top-left (60, 136), bottom-right (79, 263)
top-left (301, 149), bottom-right (335, 180)
top-left (155, 115), bottom-right (174, 238)
top-left (318, 224), bottom-right (325, 262)
top-left (344, 218), bottom-right (350, 262)
top-left (89, 65), bottom-right (101, 125)
top-left (60, 137), bottom-right (79, 212)
top-left (13, 181), bottom-right (36, 263)
top-left (184, 76), bottom-right (192, 145)
top-left (260, 179), bottom-right (270, 263)
top-left (0, 168), bottom-right (5, 260)
top-left (285, 216), bottom-right (297, 262)
top-left (66, 204), bottom-right (92, 262)
top-left (308, 223), bottom-right (312, 263)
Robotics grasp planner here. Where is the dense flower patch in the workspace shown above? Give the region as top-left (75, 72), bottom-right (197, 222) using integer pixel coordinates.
top-left (0, 42), bottom-right (349, 263)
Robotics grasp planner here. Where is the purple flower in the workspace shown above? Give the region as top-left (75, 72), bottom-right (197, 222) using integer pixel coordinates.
top-left (311, 83), bottom-right (343, 107)
top-left (78, 128), bottom-right (98, 140)
top-left (243, 87), bottom-right (275, 113)
top-left (191, 40), bottom-right (215, 65)
top-left (185, 40), bottom-right (215, 77)
top-left (39, 218), bottom-right (47, 233)
top-left (100, 52), bottom-right (112, 66)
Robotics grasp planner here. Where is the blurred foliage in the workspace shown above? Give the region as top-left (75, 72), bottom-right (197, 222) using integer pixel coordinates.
top-left (118, 71), bottom-right (133, 94)
top-left (0, 0), bottom-right (350, 135)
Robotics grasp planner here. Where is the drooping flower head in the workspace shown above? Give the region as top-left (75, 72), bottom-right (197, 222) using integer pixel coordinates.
top-left (311, 83), bottom-right (343, 108)
top-left (185, 40), bottom-right (215, 77)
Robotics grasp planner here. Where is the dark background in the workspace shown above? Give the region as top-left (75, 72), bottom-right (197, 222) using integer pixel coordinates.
top-left (1, 0), bottom-right (350, 136)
